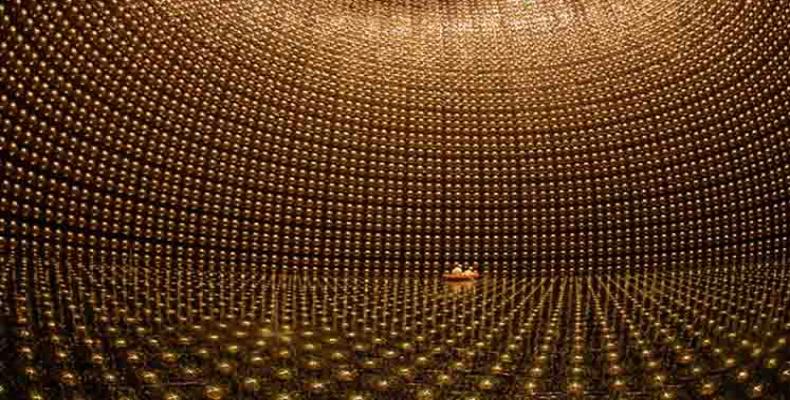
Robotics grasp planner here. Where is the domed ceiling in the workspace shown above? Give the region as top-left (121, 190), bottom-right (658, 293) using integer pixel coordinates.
top-left (1, 0), bottom-right (788, 270)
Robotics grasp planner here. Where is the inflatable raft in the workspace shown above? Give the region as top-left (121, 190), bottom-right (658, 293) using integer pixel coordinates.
top-left (443, 272), bottom-right (480, 281)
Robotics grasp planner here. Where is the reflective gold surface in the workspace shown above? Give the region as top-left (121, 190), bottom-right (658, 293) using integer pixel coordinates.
top-left (0, 0), bottom-right (788, 270)
top-left (1, 260), bottom-right (789, 398)
top-left (1, 0), bottom-right (789, 397)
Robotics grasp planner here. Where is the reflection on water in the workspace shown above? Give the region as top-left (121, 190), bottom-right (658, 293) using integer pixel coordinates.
top-left (445, 280), bottom-right (477, 294)
top-left (1, 261), bottom-right (789, 399)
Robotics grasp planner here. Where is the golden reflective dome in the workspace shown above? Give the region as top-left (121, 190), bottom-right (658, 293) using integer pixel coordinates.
top-left (0, 0), bottom-right (789, 399)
